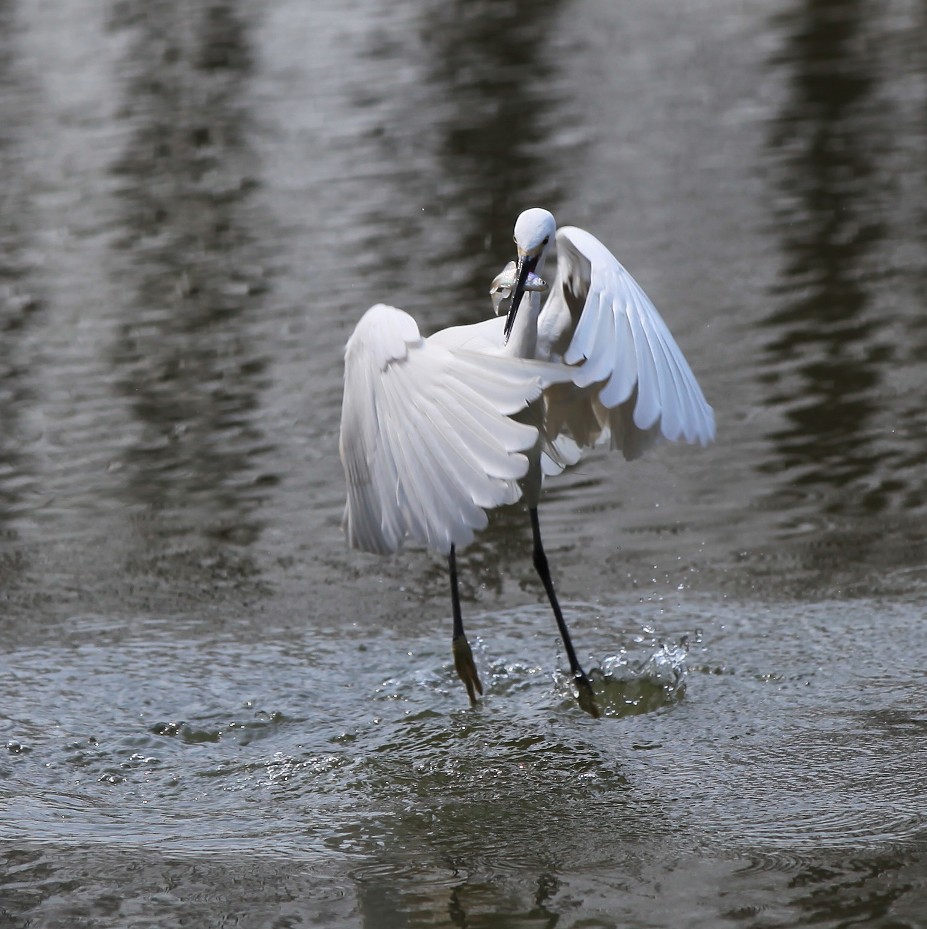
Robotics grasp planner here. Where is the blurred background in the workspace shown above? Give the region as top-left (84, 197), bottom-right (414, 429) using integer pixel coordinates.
top-left (1, 0), bottom-right (926, 926)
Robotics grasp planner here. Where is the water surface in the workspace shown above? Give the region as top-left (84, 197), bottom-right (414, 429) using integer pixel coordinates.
top-left (2, 0), bottom-right (927, 926)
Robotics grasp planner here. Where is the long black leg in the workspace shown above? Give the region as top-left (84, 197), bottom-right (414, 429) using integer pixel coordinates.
top-left (449, 544), bottom-right (483, 704)
top-left (529, 508), bottom-right (600, 718)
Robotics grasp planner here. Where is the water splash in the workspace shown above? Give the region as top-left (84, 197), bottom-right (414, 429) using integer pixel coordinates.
top-left (573, 631), bottom-right (691, 718)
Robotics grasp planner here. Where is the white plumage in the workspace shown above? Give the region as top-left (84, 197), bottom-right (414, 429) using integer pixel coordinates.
top-left (338, 208), bottom-right (715, 714)
top-left (537, 224), bottom-right (714, 459)
top-left (340, 303), bottom-right (573, 555)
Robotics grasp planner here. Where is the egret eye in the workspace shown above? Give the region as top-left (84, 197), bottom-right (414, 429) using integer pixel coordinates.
top-left (542, 236), bottom-right (549, 245)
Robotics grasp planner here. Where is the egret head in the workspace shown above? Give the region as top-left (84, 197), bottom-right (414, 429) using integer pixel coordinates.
top-left (504, 208), bottom-right (557, 343)
top-left (513, 208), bottom-right (556, 259)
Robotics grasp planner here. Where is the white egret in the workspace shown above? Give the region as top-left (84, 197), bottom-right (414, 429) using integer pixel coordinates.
top-left (340, 208), bottom-right (714, 716)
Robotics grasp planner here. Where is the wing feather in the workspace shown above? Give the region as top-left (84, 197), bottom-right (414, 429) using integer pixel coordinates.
top-left (626, 289), bottom-right (662, 431)
top-left (379, 366), bottom-right (483, 550)
top-left (542, 226), bottom-right (714, 458)
top-left (340, 303), bottom-right (571, 555)
top-left (571, 291), bottom-right (615, 388)
top-left (598, 309), bottom-right (637, 408)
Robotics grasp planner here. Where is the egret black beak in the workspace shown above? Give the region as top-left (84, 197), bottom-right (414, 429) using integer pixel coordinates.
top-left (503, 252), bottom-right (539, 344)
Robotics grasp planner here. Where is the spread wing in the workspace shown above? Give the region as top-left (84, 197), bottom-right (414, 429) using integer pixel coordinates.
top-left (538, 226), bottom-right (715, 460)
top-left (340, 304), bottom-right (570, 555)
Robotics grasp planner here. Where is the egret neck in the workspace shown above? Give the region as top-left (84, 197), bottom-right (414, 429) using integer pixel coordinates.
top-left (500, 283), bottom-right (543, 359)
top-left (498, 254), bottom-right (551, 360)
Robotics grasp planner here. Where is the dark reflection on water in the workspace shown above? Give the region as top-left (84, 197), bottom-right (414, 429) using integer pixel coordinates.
top-left (3, 840), bottom-right (924, 928)
top-left (755, 0), bottom-right (927, 591)
top-left (764, 0), bottom-right (888, 510)
top-left (787, 851), bottom-right (923, 927)
top-left (421, 0), bottom-right (569, 322)
top-left (345, 0), bottom-right (570, 336)
top-left (107, 2), bottom-right (274, 575)
top-left (0, 2), bottom-right (42, 593)
top-left (354, 863), bottom-right (562, 929)
top-left (763, 1), bottom-right (924, 520)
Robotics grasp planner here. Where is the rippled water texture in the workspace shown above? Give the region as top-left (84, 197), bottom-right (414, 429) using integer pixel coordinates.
top-left (2, 0), bottom-right (927, 926)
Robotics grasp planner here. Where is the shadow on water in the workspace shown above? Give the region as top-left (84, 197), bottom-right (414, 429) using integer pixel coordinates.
top-left (344, 720), bottom-right (638, 926)
top-left (106, 1), bottom-right (275, 591)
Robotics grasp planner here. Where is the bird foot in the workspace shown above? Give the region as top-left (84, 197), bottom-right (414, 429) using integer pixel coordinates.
top-left (574, 672), bottom-right (601, 718)
top-left (452, 636), bottom-right (484, 705)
